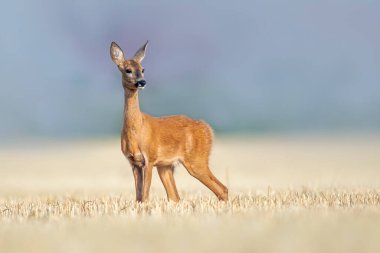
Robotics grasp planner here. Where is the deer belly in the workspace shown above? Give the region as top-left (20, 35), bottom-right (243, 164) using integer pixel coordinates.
top-left (154, 157), bottom-right (180, 167)
top-left (153, 144), bottom-right (183, 167)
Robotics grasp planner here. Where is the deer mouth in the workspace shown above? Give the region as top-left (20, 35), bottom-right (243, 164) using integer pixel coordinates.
top-left (135, 80), bottom-right (146, 89)
top-left (135, 84), bottom-right (145, 90)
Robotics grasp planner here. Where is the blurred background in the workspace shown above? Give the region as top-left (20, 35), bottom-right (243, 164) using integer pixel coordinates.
top-left (0, 0), bottom-right (379, 141)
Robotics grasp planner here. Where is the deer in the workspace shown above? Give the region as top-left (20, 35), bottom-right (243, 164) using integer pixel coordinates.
top-left (110, 40), bottom-right (228, 202)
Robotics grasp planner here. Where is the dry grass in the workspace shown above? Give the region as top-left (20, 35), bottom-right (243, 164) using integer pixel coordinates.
top-left (1, 189), bottom-right (379, 220)
top-left (1, 135), bottom-right (380, 253)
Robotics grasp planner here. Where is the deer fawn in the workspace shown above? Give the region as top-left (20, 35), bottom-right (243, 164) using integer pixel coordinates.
top-left (110, 41), bottom-right (228, 202)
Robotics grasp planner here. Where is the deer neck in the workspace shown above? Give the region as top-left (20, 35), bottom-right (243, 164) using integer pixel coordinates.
top-left (123, 89), bottom-right (143, 136)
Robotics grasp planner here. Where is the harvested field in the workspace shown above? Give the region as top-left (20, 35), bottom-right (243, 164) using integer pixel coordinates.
top-left (0, 135), bottom-right (379, 253)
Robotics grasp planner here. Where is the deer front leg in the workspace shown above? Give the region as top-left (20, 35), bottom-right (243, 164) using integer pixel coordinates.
top-left (128, 153), bottom-right (146, 202)
top-left (132, 163), bottom-right (153, 202)
top-left (132, 166), bottom-right (143, 202)
top-left (142, 163), bottom-right (153, 202)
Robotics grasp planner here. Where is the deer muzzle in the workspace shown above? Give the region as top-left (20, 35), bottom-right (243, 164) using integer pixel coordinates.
top-left (135, 79), bottom-right (146, 89)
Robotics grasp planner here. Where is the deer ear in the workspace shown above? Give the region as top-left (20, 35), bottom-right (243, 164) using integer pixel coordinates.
top-left (134, 40), bottom-right (148, 63)
top-left (110, 42), bottom-right (125, 66)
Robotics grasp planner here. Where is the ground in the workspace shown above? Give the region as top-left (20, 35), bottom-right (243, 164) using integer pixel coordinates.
top-left (0, 134), bottom-right (379, 253)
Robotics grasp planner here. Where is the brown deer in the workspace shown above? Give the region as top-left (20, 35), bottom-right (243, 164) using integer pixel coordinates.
top-left (110, 41), bottom-right (228, 202)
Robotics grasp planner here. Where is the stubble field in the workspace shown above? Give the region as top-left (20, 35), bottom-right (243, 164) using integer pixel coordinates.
top-left (0, 134), bottom-right (380, 253)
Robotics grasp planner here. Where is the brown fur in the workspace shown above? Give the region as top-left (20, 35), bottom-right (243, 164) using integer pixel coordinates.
top-left (110, 41), bottom-right (228, 202)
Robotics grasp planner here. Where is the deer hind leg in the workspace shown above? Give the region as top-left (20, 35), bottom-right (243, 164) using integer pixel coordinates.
top-left (157, 165), bottom-right (180, 202)
top-left (182, 160), bottom-right (228, 201)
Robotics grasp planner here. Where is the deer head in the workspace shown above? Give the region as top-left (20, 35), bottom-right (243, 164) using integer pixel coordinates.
top-left (110, 41), bottom-right (148, 90)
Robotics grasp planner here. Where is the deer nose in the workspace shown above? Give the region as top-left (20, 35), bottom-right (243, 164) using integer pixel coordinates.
top-left (135, 79), bottom-right (146, 88)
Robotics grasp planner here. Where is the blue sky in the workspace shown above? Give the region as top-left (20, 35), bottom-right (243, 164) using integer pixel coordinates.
top-left (1, 0), bottom-right (379, 138)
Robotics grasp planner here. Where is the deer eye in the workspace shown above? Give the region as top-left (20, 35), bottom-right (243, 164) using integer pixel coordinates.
top-left (142, 68), bottom-right (145, 73)
top-left (125, 69), bottom-right (132, 74)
